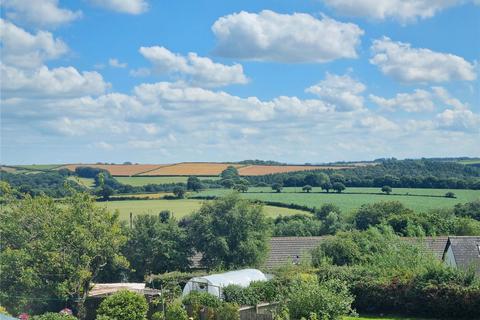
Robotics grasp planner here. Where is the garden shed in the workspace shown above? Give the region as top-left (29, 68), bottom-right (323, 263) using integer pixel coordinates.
top-left (182, 269), bottom-right (267, 299)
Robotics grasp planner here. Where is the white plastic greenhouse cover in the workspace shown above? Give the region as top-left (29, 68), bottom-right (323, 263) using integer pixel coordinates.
top-left (182, 269), bottom-right (267, 298)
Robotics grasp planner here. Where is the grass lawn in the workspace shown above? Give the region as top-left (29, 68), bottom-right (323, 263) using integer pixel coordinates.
top-left (100, 199), bottom-right (307, 221)
top-left (116, 176), bottom-right (219, 185)
top-left (195, 187), bottom-right (480, 214)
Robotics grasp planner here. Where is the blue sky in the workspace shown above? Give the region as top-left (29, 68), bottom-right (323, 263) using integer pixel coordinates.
top-left (1, 0), bottom-right (479, 164)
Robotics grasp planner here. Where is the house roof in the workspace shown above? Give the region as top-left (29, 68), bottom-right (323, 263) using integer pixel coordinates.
top-left (446, 236), bottom-right (480, 274)
top-left (404, 236), bottom-right (449, 260)
top-left (190, 236), bottom-right (450, 270)
top-left (264, 236), bottom-right (325, 269)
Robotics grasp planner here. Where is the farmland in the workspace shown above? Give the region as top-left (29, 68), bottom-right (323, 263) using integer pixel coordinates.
top-left (100, 199), bottom-right (308, 221)
top-left (60, 164), bottom-right (165, 176)
top-left (116, 175), bottom-right (219, 186)
top-left (195, 187), bottom-right (480, 214)
top-left (54, 162), bottom-right (365, 177)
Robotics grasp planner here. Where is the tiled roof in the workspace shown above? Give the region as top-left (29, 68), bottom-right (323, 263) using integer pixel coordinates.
top-left (190, 236), bottom-right (450, 270)
top-left (264, 236), bottom-right (325, 269)
top-left (404, 236), bottom-right (449, 260)
top-left (448, 236), bottom-right (480, 274)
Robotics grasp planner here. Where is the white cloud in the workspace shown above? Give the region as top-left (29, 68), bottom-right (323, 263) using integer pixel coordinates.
top-left (92, 141), bottom-right (114, 150)
top-left (370, 86), bottom-right (470, 113)
top-left (355, 115), bottom-right (399, 132)
top-left (370, 37), bottom-right (476, 83)
top-left (323, 0), bottom-right (466, 23)
top-left (306, 73), bottom-right (366, 111)
top-left (1, 0), bottom-right (82, 29)
top-left (212, 10), bottom-right (364, 63)
top-left (436, 108), bottom-right (480, 132)
top-left (1, 64), bottom-right (110, 98)
top-left (139, 46), bottom-right (248, 87)
top-left (109, 58), bottom-right (127, 68)
top-left (0, 19), bottom-right (68, 68)
top-left (89, 0), bottom-right (148, 14)
top-left (370, 89), bottom-right (436, 112)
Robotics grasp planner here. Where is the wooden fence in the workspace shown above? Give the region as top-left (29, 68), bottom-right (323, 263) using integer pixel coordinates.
top-left (186, 302), bottom-right (278, 320)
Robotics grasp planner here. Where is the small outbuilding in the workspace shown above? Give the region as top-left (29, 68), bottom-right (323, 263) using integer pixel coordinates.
top-left (182, 269), bottom-right (267, 299)
top-left (443, 236), bottom-right (480, 275)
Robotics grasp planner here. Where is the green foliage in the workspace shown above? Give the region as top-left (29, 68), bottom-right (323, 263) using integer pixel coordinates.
top-left (445, 191), bottom-right (456, 198)
top-left (165, 301), bottom-right (188, 320)
top-left (454, 199), bottom-right (480, 220)
top-left (216, 302), bottom-right (240, 320)
top-left (123, 214), bottom-right (192, 280)
top-left (0, 191), bottom-right (127, 316)
top-left (272, 183), bottom-right (283, 193)
top-left (352, 200), bottom-right (480, 236)
top-left (96, 290), bottom-right (148, 320)
top-left (220, 166), bottom-right (239, 180)
top-left (302, 185), bottom-right (312, 193)
top-left (313, 228), bottom-right (480, 319)
top-left (188, 193), bottom-right (270, 269)
top-left (381, 185), bottom-right (392, 194)
top-left (332, 182), bottom-right (345, 193)
top-left (31, 313), bottom-right (77, 320)
top-left (223, 280), bottom-right (284, 306)
top-left (182, 291), bottom-right (222, 309)
top-left (187, 176), bottom-right (203, 192)
top-left (287, 278), bottom-right (354, 320)
top-left (173, 186), bottom-right (186, 198)
top-left (272, 215), bottom-right (323, 237)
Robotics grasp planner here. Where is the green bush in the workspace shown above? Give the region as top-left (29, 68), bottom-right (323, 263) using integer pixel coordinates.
top-left (96, 290), bottom-right (148, 320)
top-left (165, 301), bottom-right (188, 320)
top-left (216, 302), bottom-right (240, 320)
top-left (287, 278), bottom-right (354, 320)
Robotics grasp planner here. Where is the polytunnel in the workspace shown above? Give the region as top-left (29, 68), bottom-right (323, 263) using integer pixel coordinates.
top-left (182, 269), bottom-right (267, 299)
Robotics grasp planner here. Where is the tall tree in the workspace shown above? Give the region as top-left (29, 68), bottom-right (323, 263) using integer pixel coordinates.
top-left (187, 176), bottom-right (203, 192)
top-left (0, 188), bottom-right (127, 318)
top-left (123, 214), bottom-right (192, 280)
top-left (188, 193), bottom-right (270, 269)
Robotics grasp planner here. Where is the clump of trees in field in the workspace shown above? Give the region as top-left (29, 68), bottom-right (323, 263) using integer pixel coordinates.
top-left (245, 159), bottom-right (480, 190)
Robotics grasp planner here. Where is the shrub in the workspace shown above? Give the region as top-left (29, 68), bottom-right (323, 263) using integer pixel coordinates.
top-left (165, 301), bottom-right (188, 320)
top-left (216, 302), bottom-right (240, 320)
top-left (287, 278), bottom-right (354, 320)
top-left (445, 191), bottom-right (456, 198)
top-left (96, 290), bottom-right (148, 320)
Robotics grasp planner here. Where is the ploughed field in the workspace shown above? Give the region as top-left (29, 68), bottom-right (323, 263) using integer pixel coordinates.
top-left (195, 187), bottom-right (480, 214)
top-left (50, 162), bottom-right (369, 177)
top-left (100, 199), bottom-right (308, 221)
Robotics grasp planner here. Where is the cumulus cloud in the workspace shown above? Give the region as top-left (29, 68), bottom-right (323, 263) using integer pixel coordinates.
top-left (323, 0), bottom-right (466, 23)
top-left (138, 46), bottom-right (248, 87)
top-left (1, 64), bottom-right (110, 98)
top-left (109, 58), bottom-right (127, 68)
top-left (370, 89), bottom-right (436, 112)
top-left (306, 73), bottom-right (366, 111)
top-left (370, 86), bottom-right (472, 113)
top-left (436, 108), bottom-right (480, 132)
top-left (0, 19), bottom-right (68, 68)
top-left (1, 0), bottom-right (82, 29)
top-left (89, 0), bottom-right (148, 14)
top-left (212, 10), bottom-right (364, 63)
top-left (370, 37), bottom-right (476, 83)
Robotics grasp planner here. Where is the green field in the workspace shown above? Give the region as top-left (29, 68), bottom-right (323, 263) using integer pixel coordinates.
top-left (14, 164), bottom-right (62, 170)
top-left (195, 187), bottom-right (480, 214)
top-left (100, 199), bottom-right (307, 221)
top-left (68, 176), bottom-right (96, 188)
top-left (116, 176), bottom-right (220, 186)
top-left (458, 159), bottom-right (480, 165)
